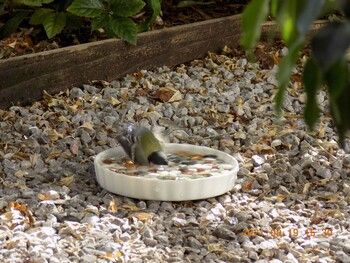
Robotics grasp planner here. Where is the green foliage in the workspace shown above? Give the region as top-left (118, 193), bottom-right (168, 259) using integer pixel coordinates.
top-left (241, 0), bottom-right (269, 53)
top-left (67, 0), bottom-right (145, 45)
top-left (138, 0), bottom-right (162, 32)
top-left (0, 0), bottom-right (161, 44)
top-left (242, 0), bottom-right (350, 146)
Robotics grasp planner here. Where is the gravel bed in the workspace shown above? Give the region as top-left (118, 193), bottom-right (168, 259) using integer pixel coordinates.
top-left (1, 46), bottom-right (350, 263)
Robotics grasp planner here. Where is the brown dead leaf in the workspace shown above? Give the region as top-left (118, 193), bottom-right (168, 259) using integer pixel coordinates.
top-left (291, 73), bottom-right (302, 83)
top-left (276, 194), bottom-right (286, 202)
top-left (156, 86), bottom-right (182, 102)
top-left (302, 182), bottom-right (311, 194)
top-left (324, 209), bottom-right (344, 219)
top-left (79, 122), bottom-right (94, 131)
top-left (30, 153), bottom-right (41, 167)
top-left (237, 98), bottom-right (243, 108)
top-left (249, 144), bottom-right (275, 154)
top-left (122, 204), bottom-right (139, 211)
top-left (323, 193), bottom-right (341, 203)
top-left (108, 198), bottom-right (118, 213)
top-left (243, 179), bottom-right (255, 190)
top-left (318, 123), bottom-right (327, 138)
top-left (57, 115), bottom-right (72, 123)
top-left (59, 176), bottom-right (74, 186)
top-left (47, 150), bottom-right (62, 160)
top-left (108, 97), bottom-right (121, 106)
top-left (208, 243), bottom-right (223, 253)
top-left (45, 128), bottom-right (64, 141)
top-left (13, 152), bottom-right (29, 161)
top-left (14, 170), bottom-right (27, 178)
top-left (9, 202), bottom-right (35, 225)
top-left (6, 240), bottom-right (20, 249)
top-left (272, 53), bottom-right (280, 65)
top-left (91, 80), bottom-right (111, 88)
top-left (219, 139), bottom-right (236, 148)
top-left (100, 252), bottom-right (122, 260)
top-left (261, 128), bottom-right (277, 139)
top-left (37, 193), bottom-right (47, 200)
top-left (43, 90), bottom-right (53, 100)
top-left (128, 212), bottom-right (154, 221)
top-left (120, 88), bottom-right (129, 101)
top-left (311, 204), bottom-right (322, 225)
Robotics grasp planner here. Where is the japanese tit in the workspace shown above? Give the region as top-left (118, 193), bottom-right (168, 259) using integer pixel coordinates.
top-left (117, 124), bottom-right (168, 165)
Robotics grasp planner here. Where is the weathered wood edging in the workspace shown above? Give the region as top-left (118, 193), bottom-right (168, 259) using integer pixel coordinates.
top-left (0, 15), bottom-right (327, 109)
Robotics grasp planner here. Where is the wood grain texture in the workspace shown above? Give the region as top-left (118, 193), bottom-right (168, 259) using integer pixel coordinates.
top-left (0, 15), bottom-right (242, 109)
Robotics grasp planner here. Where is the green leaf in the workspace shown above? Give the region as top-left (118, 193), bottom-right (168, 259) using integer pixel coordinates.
top-left (1, 11), bottom-right (30, 38)
top-left (312, 22), bottom-right (350, 71)
top-left (29, 8), bottom-right (54, 25)
top-left (303, 57), bottom-right (323, 129)
top-left (324, 56), bottom-right (348, 100)
top-left (42, 12), bottom-right (66, 38)
top-left (338, 0), bottom-right (350, 19)
top-left (0, 0), bottom-right (5, 14)
top-left (241, 0), bottom-right (270, 51)
top-left (91, 13), bottom-right (109, 30)
top-left (275, 0), bottom-right (298, 44)
top-left (138, 0), bottom-right (161, 32)
top-left (111, 0), bottom-right (145, 17)
top-left (331, 83), bottom-right (350, 145)
top-left (270, 0), bottom-right (278, 17)
top-left (65, 13), bottom-right (84, 30)
top-left (109, 16), bottom-right (138, 45)
top-left (67, 0), bottom-right (105, 17)
top-left (275, 37), bottom-right (304, 114)
top-left (17, 0), bottom-right (43, 6)
top-left (296, 0), bottom-right (325, 35)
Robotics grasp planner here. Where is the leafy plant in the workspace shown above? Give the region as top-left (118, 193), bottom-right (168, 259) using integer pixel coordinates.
top-left (242, 0), bottom-right (350, 146)
top-left (0, 0), bottom-right (80, 39)
top-left (0, 0), bottom-right (162, 44)
top-left (67, 0), bottom-right (145, 45)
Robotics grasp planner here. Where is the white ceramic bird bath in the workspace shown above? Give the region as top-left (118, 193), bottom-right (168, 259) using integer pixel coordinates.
top-left (94, 143), bottom-right (239, 201)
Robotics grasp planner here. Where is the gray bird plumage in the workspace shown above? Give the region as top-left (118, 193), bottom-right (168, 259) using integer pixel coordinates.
top-left (117, 124), bottom-right (168, 165)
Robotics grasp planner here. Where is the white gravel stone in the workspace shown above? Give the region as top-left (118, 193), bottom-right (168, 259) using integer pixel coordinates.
top-left (0, 47), bottom-right (349, 263)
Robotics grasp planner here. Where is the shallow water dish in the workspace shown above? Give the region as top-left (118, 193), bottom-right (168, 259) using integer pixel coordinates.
top-left (94, 143), bottom-right (239, 201)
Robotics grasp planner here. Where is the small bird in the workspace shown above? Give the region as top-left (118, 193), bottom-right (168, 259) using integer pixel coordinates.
top-left (117, 123), bottom-right (168, 165)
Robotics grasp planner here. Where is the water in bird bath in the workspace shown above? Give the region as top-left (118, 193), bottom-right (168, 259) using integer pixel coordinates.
top-left (101, 152), bottom-right (235, 180)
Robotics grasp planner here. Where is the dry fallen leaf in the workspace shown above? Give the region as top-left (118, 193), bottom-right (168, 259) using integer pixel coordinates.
top-left (6, 240), bottom-right (20, 249)
top-left (108, 97), bottom-right (121, 106)
top-left (302, 182), bottom-right (311, 194)
top-left (14, 170), bottom-right (27, 178)
top-left (122, 204), bottom-right (139, 211)
top-left (108, 198), bottom-right (118, 213)
top-left (156, 86), bottom-right (182, 102)
top-left (59, 176), bottom-right (74, 186)
top-left (276, 194), bottom-right (286, 203)
top-left (79, 122), bottom-right (94, 131)
top-left (9, 202), bottom-right (35, 225)
top-left (58, 115), bottom-right (72, 124)
top-left (30, 153), bottom-right (41, 167)
top-left (128, 212), bottom-right (154, 221)
top-left (47, 150), bottom-right (62, 160)
top-left (243, 179), bottom-right (255, 190)
top-left (249, 144), bottom-right (275, 154)
top-left (100, 252), bottom-right (122, 260)
top-left (45, 128), bottom-right (64, 141)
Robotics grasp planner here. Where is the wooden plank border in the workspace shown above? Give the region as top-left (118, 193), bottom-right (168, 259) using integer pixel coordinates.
top-left (0, 15), bottom-right (327, 109)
